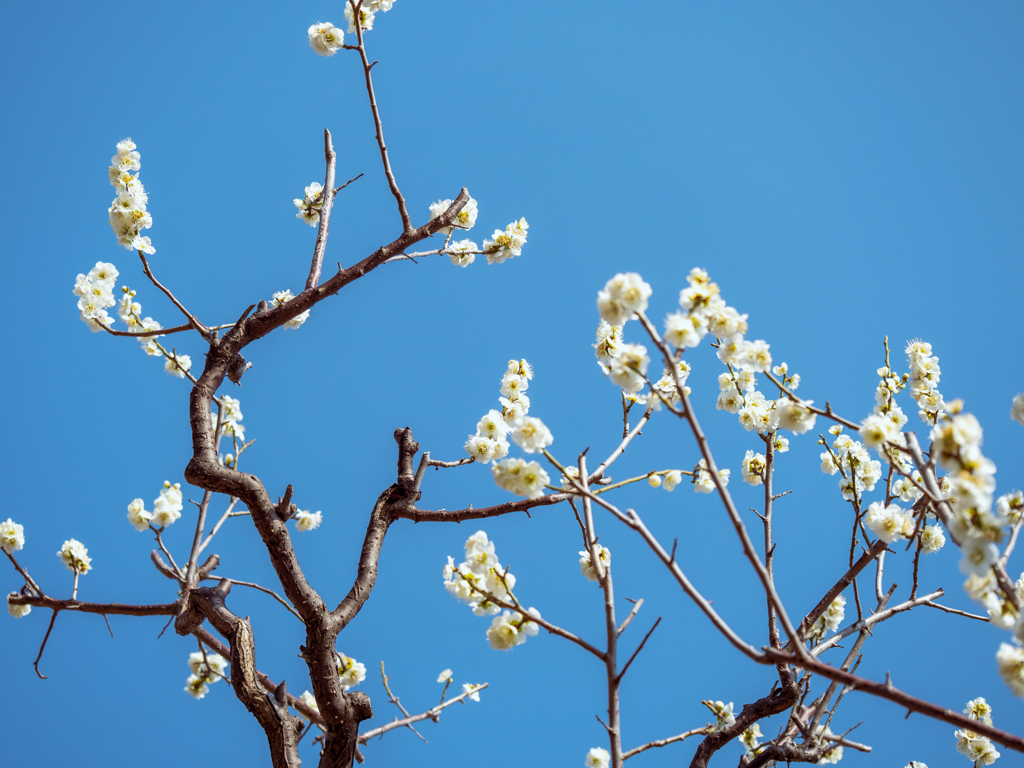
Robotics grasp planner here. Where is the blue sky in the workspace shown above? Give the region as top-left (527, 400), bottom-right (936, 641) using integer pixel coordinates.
top-left (2, 1), bottom-right (1023, 766)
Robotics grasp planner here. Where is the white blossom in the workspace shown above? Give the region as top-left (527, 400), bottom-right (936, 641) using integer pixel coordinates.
top-left (608, 343), bottom-right (649, 391)
top-left (585, 747), bottom-right (610, 768)
top-left (959, 535), bottom-right (999, 577)
top-left (920, 524), bottom-right (946, 553)
top-left (164, 354), bottom-right (192, 378)
top-left (483, 218), bottom-right (528, 264)
top-left (741, 450), bottom-right (765, 486)
top-left (151, 482), bottom-right (184, 528)
top-left (511, 417), bottom-right (553, 454)
top-left (58, 539), bottom-right (92, 574)
top-left (597, 272), bottom-right (651, 326)
top-left (437, 669), bottom-right (453, 683)
top-left (336, 653), bottom-right (366, 690)
top-left (0, 519), bottom-right (25, 555)
top-left (429, 196), bottom-right (478, 234)
top-left (810, 596), bottom-right (846, 638)
top-left (705, 700), bottom-right (735, 731)
top-left (462, 682), bottom-right (482, 702)
top-left (298, 690), bottom-right (320, 720)
top-left (127, 498), bottom-right (152, 532)
top-left (694, 459), bottom-right (730, 494)
top-left (493, 458), bottom-right (549, 499)
top-left (448, 239), bottom-right (478, 267)
top-left (294, 181), bottom-right (325, 225)
top-left (579, 546), bottom-right (610, 582)
top-left (663, 470), bottom-right (683, 492)
top-left (271, 289), bottom-right (311, 329)
top-left (184, 674), bottom-right (210, 699)
top-left (776, 397), bottom-right (817, 435)
top-left (344, 3), bottom-right (376, 33)
top-left (294, 510), bottom-right (323, 532)
top-left (7, 595), bottom-right (31, 619)
top-left (864, 502), bottom-right (913, 544)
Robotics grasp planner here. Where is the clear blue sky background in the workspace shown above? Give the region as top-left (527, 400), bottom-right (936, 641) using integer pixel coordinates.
top-left (2, 2), bottom-right (1023, 766)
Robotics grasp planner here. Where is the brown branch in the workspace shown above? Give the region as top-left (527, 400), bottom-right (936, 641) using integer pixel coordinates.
top-left (138, 251), bottom-right (211, 338)
top-left (394, 492), bottom-right (571, 523)
top-left (357, 683), bottom-right (489, 743)
top-left (616, 616), bottom-right (661, 682)
top-left (617, 598), bottom-right (643, 636)
top-left (175, 580), bottom-right (305, 768)
top-left (348, 5), bottom-right (412, 232)
top-left (623, 727), bottom-right (710, 760)
top-left (306, 129), bottom-right (337, 290)
top-left (8, 593), bottom-right (176, 616)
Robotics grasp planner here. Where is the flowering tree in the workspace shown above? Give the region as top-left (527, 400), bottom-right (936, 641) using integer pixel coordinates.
top-left (4, 4), bottom-right (1024, 768)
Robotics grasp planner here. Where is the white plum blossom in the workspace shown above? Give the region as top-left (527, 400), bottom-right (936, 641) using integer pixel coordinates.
top-left (608, 343), bottom-right (649, 391)
top-left (189, 650), bottom-right (229, 683)
top-left (336, 653), bottom-right (367, 690)
top-left (184, 674), bottom-right (210, 700)
top-left (662, 470), bottom-right (683, 492)
top-left (429, 196), bottom-right (478, 234)
top-left (741, 450), bottom-right (766, 486)
top-left (579, 546), bottom-right (610, 582)
top-left (959, 536), bottom-right (999, 577)
top-left (694, 459), bottom-right (730, 494)
top-left (483, 219), bottom-right (528, 264)
top-left (585, 747), bottom-right (611, 768)
top-left (864, 502), bottom-right (913, 544)
top-left (344, 2), bottom-right (376, 33)
top-left (58, 539), bottom-right (92, 574)
top-left (107, 140), bottom-right (155, 254)
top-left (164, 354), bottom-right (192, 378)
top-left (493, 458), bottom-right (549, 499)
top-left (7, 595), bottom-right (31, 619)
top-left (437, 669), bottom-right (453, 684)
top-left (73, 262), bottom-right (119, 332)
top-left (810, 596), bottom-right (846, 638)
top-left (920, 524), bottom-right (946, 553)
top-left (0, 519), bottom-right (25, 555)
top-left (511, 417), bottom-right (553, 454)
top-left (775, 397), bottom-right (817, 435)
top-left (462, 682), bottom-right (482, 702)
top-left (294, 510), bottom-right (323, 532)
top-left (308, 22), bottom-right (344, 56)
top-left (127, 498), bottom-right (152, 532)
top-left (597, 272), bottom-right (651, 326)
top-left (705, 700), bottom-right (736, 731)
top-left (294, 182), bottom-right (326, 225)
top-left (740, 723), bottom-right (763, 757)
top-left (151, 482), bottom-right (184, 528)
top-left (448, 239), bottom-right (478, 267)
top-left (271, 290), bottom-right (311, 330)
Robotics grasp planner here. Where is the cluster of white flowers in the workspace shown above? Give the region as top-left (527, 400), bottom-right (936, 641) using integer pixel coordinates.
top-left (954, 697), bottom-right (1001, 765)
top-left (584, 747), bottom-right (610, 768)
top-left (108, 139), bottom-right (155, 255)
top-left (0, 519), bottom-right (25, 555)
top-left (741, 450), bottom-right (766, 487)
top-left (443, 532), bottom-right (541, 651)
top-left (740, 724), bottom-right (763, 759)
top-left (293, 182), bottom-right (326, 225)
top-left (336, 652), bottom-right (367, 690)
top-left (115, 286), bottom-right (165, 359)
top-left (810, 595), bottom-right (846, 639)
top-left (212, 395), bottom-right (245, 441)
top-left (127, 481), bottom-right (184, 532)
top-left (73, 262), bottom-right (119, 332)
top-left (703, 699), bottom-right (736, 732)
top-left (464, 360), bottom-right (553, 499)
top-left (715, 362), bottom-right (815, 437)
top-left (694, 459), bottom-right (730, 494)
top-left (293, 510), bottom-right (323, 532)
top-left (184, 650), bottom-right (229, 700)
top-left (858, 359), bottom-right (911, 463)
top-left (864, 502), bottom-right (915, 544)
top-left (58, 539), bottom-right (92, 575)
top-left (429, 196), bottom-right (478, 235)
top-left (270, 290), bottom-right (311, 330)
top-left (163, 352), bottom-right (192, 378)
top-left (579, 546), bottom-right (610, 582)
top-left (598, 272), bottom-right (652, 327)
top-left (482, 218), bottom-right (529, 264)
top-left (649, 470), bottom-right (684, 492)
top-left (907, 341), bottom-right (944, 424)
top-left (819, 428), bottom-right (883, 502)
